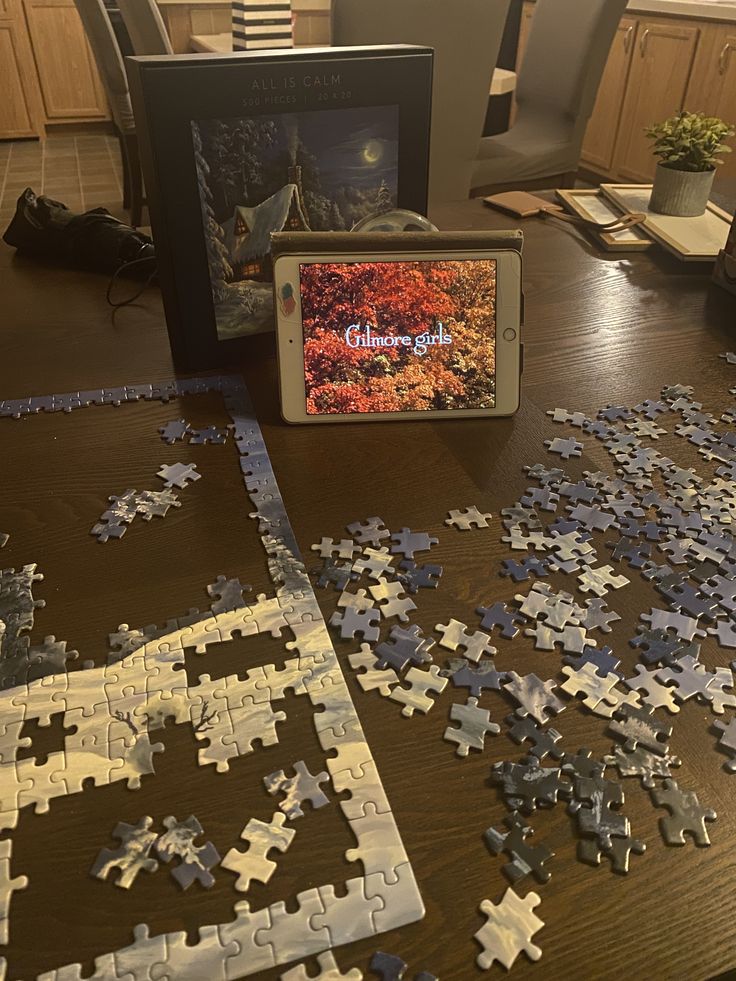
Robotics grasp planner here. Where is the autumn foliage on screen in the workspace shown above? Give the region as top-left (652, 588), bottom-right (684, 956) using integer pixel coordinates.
top-left (301, 259), bottom-right (496, 414)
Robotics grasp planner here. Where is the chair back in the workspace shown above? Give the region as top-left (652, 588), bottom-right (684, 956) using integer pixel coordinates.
top-left (73, 0), bottom-right (135, 134)
top-left (118, 0), bottom-right (173, 56)
top-left (332, 0), bottom-right (511, 207)
top-left (516, 0), bottom-right (627, 127)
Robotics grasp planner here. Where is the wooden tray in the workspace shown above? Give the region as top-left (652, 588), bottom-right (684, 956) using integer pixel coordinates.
top-left (555, 188), bottom-right (654, 251)
top-left (601, 183), bottom-right (731, 261)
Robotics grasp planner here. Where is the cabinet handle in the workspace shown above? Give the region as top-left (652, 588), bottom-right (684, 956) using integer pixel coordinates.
top-left (719, 42), bottom-right (733, 74)
top-left (639, 28), bottom-right (650, 56)
top-left (623, 25), bottom-right (634, 54)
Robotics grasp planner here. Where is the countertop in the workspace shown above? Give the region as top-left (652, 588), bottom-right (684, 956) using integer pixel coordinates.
top-left (629, 0), bottom-right (736, 22)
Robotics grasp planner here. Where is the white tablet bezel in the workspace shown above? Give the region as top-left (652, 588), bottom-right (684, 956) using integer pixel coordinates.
top-left (274, 249), bottom-right (521, 424)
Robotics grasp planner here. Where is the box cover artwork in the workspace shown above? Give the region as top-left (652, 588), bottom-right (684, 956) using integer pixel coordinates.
top-left (127, 46), bottom-right (432, 365)
top-left (193, 106), bottom-right (399, 339)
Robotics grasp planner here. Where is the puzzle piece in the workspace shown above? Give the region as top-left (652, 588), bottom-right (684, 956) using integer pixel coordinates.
top-left (544, 436), bottom-right (583, 460)
top-left (500, 556), bottom-right (550, 582)
top-left (577, 833), bottom-right (646, 874)
top-left (650, 779), bottom-right (716, 846)
top-left (443, 697), bottom-right (500, 756)
top-left (505, 716), bottom-right (563, 761)
top-left (484, 811), bottom-right (554, 885)
top-left (567, 773), bottom-right (629, 848)
top-left (712, 717), bottom-right (736, 772)
top-left (560, 663), bottom-right (636, 718)
top-left (445, 506), bottom-right (493, 530)
top-left (90, 816), bottom-right (159, 889)
top-left (475, 889), bottom-right (544, 970)
top-left (655, 653), bottom-right (715, 703)
top-left (284, 951), bottom-right (364, 980)
top-left (156, 462), bottom-right (201, 488)
top-left (435, 619), bottom-right (496, 662)
top-left (346, 516), bottom-right (390, 547)
top-left (477, 602), bottom-right (526, 639)
top-left (396, 560), bottom-right (443, 593)
top-left (330, 607), bottom-right (381, 643)
top-left (623, 665), bottom-right (680, 714)
top-left (369, 579), bottom-right (417, 621)
top-left (158, 418), bottom-right (190, 443)
top-left (221, 811), bottom-right (295, 891)
top-left (349, 644), bottom-right (400, 696)
top-left (577, 565), bottom-right (629, 597)
top-left (603, 744), bottom-right (682, 788)
top-left (0, 839), bottom-right (27, 944)
top-left (503, 672), bottom-right (566, 725)
top-left (312, 538), bottom-right (361, 561)
top-left (490, 757), bottom-right (569, 813)
top-left (352, 547), bottom-right (395, 581)
top-left (189, 425), bottom-right (228, 444)
top-left (389, 528), bottom-right (439, 559)
top-left (264, 760), bottom-right (330, 819)
top-left (374, 624), bottom-right (434, 672)
top-left (449, 659), bottom-right (508, 696)
top-left (388, 665), bottom-right (448, 717)
top-left (206, 575), bottom-right (251, 614)
top-left (154, 814), bottom-right (220, 890)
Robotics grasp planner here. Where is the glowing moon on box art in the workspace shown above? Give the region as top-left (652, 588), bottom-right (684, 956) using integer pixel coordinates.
top-left (362, 140), bottom-right (384, 164)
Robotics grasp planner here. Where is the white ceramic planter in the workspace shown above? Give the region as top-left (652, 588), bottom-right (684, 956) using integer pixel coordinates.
top-left (649, 164), bottom-right (715, 217)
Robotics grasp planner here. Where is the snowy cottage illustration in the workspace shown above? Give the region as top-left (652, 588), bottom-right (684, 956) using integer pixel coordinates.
top-left (222, 164), bottom-right (310, 280)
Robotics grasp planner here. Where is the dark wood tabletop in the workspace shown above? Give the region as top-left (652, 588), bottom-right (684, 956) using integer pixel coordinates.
top-left (2, 198), bottom-right (736, 981)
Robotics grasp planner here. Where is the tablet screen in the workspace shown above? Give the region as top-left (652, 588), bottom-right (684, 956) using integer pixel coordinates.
top-left (299, 259), bottom-right (497, 414)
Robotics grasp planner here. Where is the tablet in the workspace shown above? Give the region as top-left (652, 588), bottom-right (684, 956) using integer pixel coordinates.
top-left (274, 249), bottom-right (522, 424)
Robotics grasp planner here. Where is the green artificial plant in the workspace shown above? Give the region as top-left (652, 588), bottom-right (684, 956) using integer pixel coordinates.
top-left (645, 110), bottom-right (734, 172)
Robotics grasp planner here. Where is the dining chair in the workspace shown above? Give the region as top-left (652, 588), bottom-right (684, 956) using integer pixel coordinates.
top-left (118, 0), bottom-right (173, 56)
top-left (332, 0), bottom-right (512, 208)
top-left (471, 0), bottom-right (628, 195)
top-left (73, 0), bottom-right (144, 227)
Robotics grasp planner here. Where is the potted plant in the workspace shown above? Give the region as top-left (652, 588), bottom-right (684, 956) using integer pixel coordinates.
top-left (645, 110), bottom-right (734, 217)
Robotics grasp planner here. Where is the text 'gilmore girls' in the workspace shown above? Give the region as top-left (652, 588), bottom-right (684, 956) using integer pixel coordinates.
top-left (345, 323), bottom-right (453, 356)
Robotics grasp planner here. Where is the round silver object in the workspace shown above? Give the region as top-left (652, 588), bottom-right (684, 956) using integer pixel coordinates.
top-left (351, 208), bottom-right (438, 233)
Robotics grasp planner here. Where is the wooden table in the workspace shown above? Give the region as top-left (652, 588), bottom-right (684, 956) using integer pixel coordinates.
top-left (1, 199), bottom-right (736, 980)
top-left (188, 32), bottom-right (518, 95)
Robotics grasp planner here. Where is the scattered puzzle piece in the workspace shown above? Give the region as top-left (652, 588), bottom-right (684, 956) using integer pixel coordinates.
top-left (90, 816), bottom-right (159, 889)
top-left (650, 779), bottom-right (716, 846)
top-left (154, 814), bottom-right (220, 890)
top-left (222, 811), bottom-right (295, 891)
top-left (475, 888), bottom-right (544, 970)
top-left (444, 697), bottom-right (500, 756)
top-left (264, 761), bottom-right (330, 819)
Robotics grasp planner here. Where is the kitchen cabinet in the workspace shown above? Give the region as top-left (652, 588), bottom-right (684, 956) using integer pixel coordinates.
top-left (612, 17), bottom-right (700, 181)
top-left (0, 0), bottom-right (44, 138)
top-left (685, 22), bottom-right (736, 180)
top-left (23, 0), bottom-right (110, 122)
top-left (581, 17), bottom-right (637, 173)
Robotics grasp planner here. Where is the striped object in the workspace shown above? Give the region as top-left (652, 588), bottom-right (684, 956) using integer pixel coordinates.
top-left (232, 1), bottom-right (293, 50)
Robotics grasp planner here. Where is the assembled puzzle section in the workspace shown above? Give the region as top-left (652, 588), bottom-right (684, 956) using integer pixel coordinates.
top-left (0, 376), bottom-right (424, 980)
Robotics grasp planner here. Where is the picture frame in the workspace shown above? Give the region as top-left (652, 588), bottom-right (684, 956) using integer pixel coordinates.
top-left (127, 46), bottom-right (433, 368)
top-left (554, 188), bottom-right (654, 251)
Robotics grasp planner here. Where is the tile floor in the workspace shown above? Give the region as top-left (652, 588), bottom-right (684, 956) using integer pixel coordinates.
top-left (0, 133), bottom-right (125, 228)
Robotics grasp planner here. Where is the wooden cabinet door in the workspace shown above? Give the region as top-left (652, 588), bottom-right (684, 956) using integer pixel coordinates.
top-left (581, 17), bottom-right (637, 173)
top-left (23, 0), bottom-right (110, 121)
top-left (0, 2), bottom-right (44, 137)
top-left (613, 17), bottom-right (700, 182)
top-left (685, 23), bottom-right (736, 181)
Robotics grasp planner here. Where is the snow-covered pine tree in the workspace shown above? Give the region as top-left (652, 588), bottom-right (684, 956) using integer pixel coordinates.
top-left (328, 201), bottom-right (346, 230)
top-left (375, 178), bottom-right (393, 214)
top-left (192, 122), bottom-right (233, 302)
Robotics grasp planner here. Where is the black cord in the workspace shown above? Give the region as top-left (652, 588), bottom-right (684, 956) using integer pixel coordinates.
top-left (105, 256), bottom-right (158, 308)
